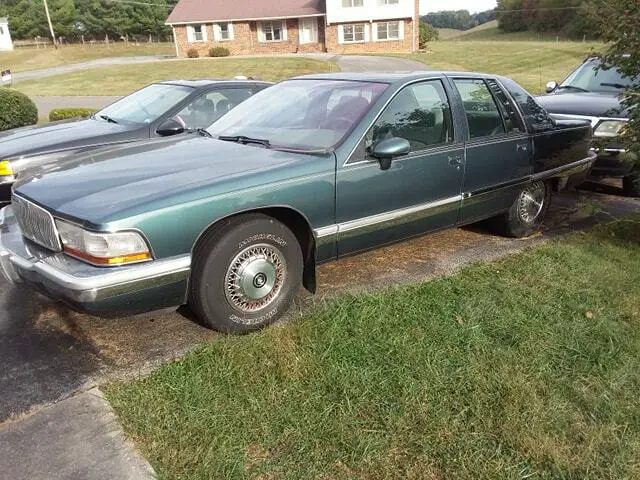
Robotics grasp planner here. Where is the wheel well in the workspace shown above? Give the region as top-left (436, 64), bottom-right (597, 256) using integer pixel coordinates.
top-left (195, 207), bottom-right (317, 294)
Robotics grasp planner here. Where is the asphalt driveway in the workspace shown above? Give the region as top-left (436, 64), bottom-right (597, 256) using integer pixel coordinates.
top-left (0, 185), bottom-right (638, 424)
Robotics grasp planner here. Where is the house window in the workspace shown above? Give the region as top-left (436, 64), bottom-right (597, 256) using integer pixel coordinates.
top-left (376, 22), bottom-right (400, 41)
top-left (259, 21), bottom-right (286, 42)
top-left (214, 23), bottom-right (233, 41)
top-left (342, 0), bottom-right (363, 7)
top-left (187, 24), bottom-right (206, 43)
top-left (342, 24), bottom-right (366, 43)
top-left (377, 0), bottom-right (399, 4)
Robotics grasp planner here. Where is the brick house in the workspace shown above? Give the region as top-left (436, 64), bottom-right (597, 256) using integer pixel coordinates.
top-left (166, 0), bottom-right (420, 57)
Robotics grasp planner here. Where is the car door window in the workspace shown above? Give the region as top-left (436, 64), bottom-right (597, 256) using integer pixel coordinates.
top-left (486, 79), bottom-right (526, 134)
top-left (366, 80), bottom-right (454, 154)
top-left (499, 77), bottom-right (555, 132)
top-left (454, 79), bottom-right (506, 139)
top-left (176, 88), bottom-right (255, 130)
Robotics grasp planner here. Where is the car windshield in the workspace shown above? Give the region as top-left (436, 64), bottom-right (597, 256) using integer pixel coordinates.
top-left (96, 83), bottom-right (193, 125)
top-left (208, 79), bottom-right (389, 151)
top-left (561, 58), bottom-right (638, 93)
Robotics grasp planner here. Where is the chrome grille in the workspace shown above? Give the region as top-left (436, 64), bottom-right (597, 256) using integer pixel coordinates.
top-left (12, 194), bottom-right (62, 252)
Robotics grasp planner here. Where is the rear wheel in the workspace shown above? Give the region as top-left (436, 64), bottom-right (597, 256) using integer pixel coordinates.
top-left (188, 214), bottom-right (303, 334)
top-left (623, 170), bottom-right (640, 197)
top-left (493, 181), bottom-right (551, 238)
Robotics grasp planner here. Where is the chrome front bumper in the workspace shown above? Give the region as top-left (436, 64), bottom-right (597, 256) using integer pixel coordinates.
top-left (0, 205), bottom-right (190, 311)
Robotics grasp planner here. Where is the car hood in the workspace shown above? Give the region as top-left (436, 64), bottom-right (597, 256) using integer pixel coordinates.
top-left (536, 91), bottom-right (628, 118)
top-left (14, 136), bottom-right (323, 225)
top-left (0, 118), bottom-right (140, 159)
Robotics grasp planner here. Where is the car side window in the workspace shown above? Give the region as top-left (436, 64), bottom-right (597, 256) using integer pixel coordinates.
top-left (176, 88), bottom-right (255, 130)
top-left (499, 77), bottom-right (555, 132)
top-left (486, 79), bottom-right (526, 134)
top-left (365, 80), bottom-right (454, 154)
top-left (454, 79), bottom-right (506, 139)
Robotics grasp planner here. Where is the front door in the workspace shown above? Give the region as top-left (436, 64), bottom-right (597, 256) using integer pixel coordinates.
top-left (452, 78), bottom-right (532, 223)
top-left (336, 79), bottom-right (465, 256)
top-left (299, 18), bottom-right (318, 44)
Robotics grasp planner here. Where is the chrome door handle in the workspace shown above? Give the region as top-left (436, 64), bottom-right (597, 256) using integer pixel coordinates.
top-left (516, 143), bottom-right (529, 152)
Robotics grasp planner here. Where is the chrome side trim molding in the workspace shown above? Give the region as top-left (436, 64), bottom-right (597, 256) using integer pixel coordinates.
top-left (550, 113), bottom-right (628, 127)
top-left (530, 152), bottom-right (597, 181)
top-left (314, 195), bottom-right (462, 243)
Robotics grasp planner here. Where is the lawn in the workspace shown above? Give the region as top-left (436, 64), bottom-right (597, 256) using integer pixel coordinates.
top-left (407, 39), bottom-right (603, 94)
top-left (13, 57), bottom-right (339, 96)
top-left (106, 218), bottom-right (640, 480)
top-left (0, 42), bottom-right (174, 73)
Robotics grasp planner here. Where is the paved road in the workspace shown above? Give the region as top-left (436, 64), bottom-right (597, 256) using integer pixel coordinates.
top-left (0, 185), bottom-right (637, 423)
top-left (30, 54), bottom-right (429, 117)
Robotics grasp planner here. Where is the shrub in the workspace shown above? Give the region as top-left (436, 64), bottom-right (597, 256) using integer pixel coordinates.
top-left (0, 88), bottom-right (38, 131)
top-left (209, 46), bottom-right (230, 57)
top-left (419, 21), bottom-right (439, 49)
top-left (49, 108), bottom-right (97, 122)
top-left (187, 48), bottom-right (199, 58)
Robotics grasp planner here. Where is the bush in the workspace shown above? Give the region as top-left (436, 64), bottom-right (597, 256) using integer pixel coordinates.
top-left (49, 108), bottom-right (97, 122)
top-left (187, 48), bottom-right (199, 58)
top-left (0, 88), bottom-right (38, 131)
top-left (209, 46), bottom-right (230, 57)
top-left (419, 21), bottom-right (439, 49)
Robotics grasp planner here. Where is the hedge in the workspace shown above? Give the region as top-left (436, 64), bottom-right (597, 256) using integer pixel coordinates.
top-left (0, 88), bottom-right (38, 131)
top-left (209, 46), bottom-right (230, 57)
top-left (187, 48), bottom-right (199, 58)
top-left (49, 108), bottom-right (98, 122)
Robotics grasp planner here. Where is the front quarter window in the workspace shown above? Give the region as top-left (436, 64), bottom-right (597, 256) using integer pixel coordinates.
top-left (500, 77), bottom-right (555, 132)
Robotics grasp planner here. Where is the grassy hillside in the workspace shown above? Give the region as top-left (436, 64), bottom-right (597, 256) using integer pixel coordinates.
top-left (407, 40), bottom-right (602, 93)
top-left (448, 20), bottom-right (593, 42)
top-left (436, 28), bottom-right (465, 39)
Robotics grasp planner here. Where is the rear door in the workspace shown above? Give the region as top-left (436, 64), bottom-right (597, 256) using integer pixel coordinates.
top-left (336, 79), bottom-right (465, 255)
top-left (451, 78), bottom-right (532, 224)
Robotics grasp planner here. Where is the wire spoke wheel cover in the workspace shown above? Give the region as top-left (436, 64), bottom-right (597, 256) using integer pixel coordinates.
top-left (517, 181), bottom-right (546, 224)
top-left (225, 243), bottom-right (287, 313)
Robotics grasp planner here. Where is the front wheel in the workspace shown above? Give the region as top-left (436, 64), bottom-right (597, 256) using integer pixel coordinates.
top-left (623, 170), bottom-right (640, 197)
top-left (188, 214), bottom-right (303, 334)
top-left (493, 181), bottom-right (551, 238)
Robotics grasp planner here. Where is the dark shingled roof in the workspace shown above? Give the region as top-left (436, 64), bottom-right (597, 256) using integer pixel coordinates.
top-left (167, 0), bottom-right (325, 25)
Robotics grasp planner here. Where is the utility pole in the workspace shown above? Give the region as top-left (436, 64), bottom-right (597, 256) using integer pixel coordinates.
top-left (43, 0), bottom-right (58, 49)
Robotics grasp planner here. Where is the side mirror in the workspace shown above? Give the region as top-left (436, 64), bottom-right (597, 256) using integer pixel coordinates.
top-left (370, 137), bottom-right (410, 171)
top-left (156, 118), bottom-right (185, 137)
top-left (545, 81), bottom-right (558, 93)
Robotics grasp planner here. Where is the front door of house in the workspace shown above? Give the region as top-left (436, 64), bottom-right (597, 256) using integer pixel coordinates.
top-left (299, 18), bottom-right (318, 44)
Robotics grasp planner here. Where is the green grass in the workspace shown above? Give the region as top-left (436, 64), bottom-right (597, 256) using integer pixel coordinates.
top-left (408, 40), bottom-right (603, 93)
top-left (106, 218), bottom-right (640, 480)
top-left (449, 22), bottom-right (590, 42)
top-left (13, 57), bottom-right (339, 96)
top-left (0, 42), bottom-right (174, 73)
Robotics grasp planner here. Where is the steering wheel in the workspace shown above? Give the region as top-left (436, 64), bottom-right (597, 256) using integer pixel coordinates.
top-left (325, 116), bottom-right (353, 132)
top-left (137, 101), bottom-right (153, 119)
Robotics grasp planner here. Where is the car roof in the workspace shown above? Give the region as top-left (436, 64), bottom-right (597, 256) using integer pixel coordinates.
top-left (293, 71), bottom-right (498, 85)
top-left (157, 79), bottom-right (272, 88)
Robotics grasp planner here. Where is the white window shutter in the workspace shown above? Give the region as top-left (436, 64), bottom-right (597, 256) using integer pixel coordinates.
top-left (186, 25), bottom-right (194, 43)
top-left (364, 24), bottom-right (370, 42)
top-left (338, 25), bottom-right (344, 44)
top-left (282, 21), bottom-right (288, 41)
top-left (398, 21), bottom-right (404, 40)
top-left (213, 24), bottom-right (220, 41)
top-left (257, 23), bottom-right (264, 42)
top-left (372, 23), bottom-right (378, 41)
top-left (201, 24), bottom-right (208, 41)
top-left (228, 23), bottom-right (234, 40)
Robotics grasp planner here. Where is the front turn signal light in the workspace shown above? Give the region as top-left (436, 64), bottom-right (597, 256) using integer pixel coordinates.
top-left (0, 160), bottom-right (14, 176)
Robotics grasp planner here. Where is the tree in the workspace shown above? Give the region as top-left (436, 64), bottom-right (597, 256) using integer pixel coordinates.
top-left (419, 21), bottom-right (439, 48)
top-left (587, 0), bottom-right (640, 164)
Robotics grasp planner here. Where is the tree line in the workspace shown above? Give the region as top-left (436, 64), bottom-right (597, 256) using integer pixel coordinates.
top-left (0, 0), bottom-right (178, 41)
top-left (421, 9), bottom-right (496, 31)
top-left (496, 0), bottom-right (598, 38)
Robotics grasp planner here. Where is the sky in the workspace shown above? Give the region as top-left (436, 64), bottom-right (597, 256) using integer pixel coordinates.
top-left (420, 0), bottom-right (497, 14)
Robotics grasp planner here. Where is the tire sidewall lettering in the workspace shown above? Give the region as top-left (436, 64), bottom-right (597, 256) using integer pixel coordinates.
top-left (238, 233), bottom-right (287, 250)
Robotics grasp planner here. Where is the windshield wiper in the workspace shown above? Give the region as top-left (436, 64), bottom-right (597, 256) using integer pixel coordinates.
top-left (99, 114), bottom-right (118, 124)
top-left (188, 128), bottom-right (213, 138)
top-left (600, 82), bottom-right (628, 89)
top-left (556, 85), bottom-right (590, 93)
top-left (218, 135), bottom-right (271, 148)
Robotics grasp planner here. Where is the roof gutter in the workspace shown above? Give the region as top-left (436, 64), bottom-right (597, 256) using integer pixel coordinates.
top-left (166, 13), bottom-right (325, 26)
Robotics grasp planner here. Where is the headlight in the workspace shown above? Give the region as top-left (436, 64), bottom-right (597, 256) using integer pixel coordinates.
top-left (0, 160), bottom-right (14, 176)
top-left (55, 220), bottom-right (152, 266)
top-left (594, 120), bottom-right (627, 138)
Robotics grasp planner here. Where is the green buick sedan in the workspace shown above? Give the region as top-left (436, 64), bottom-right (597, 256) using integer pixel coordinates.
top-left (0, 72), bottom-right (595, 333)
